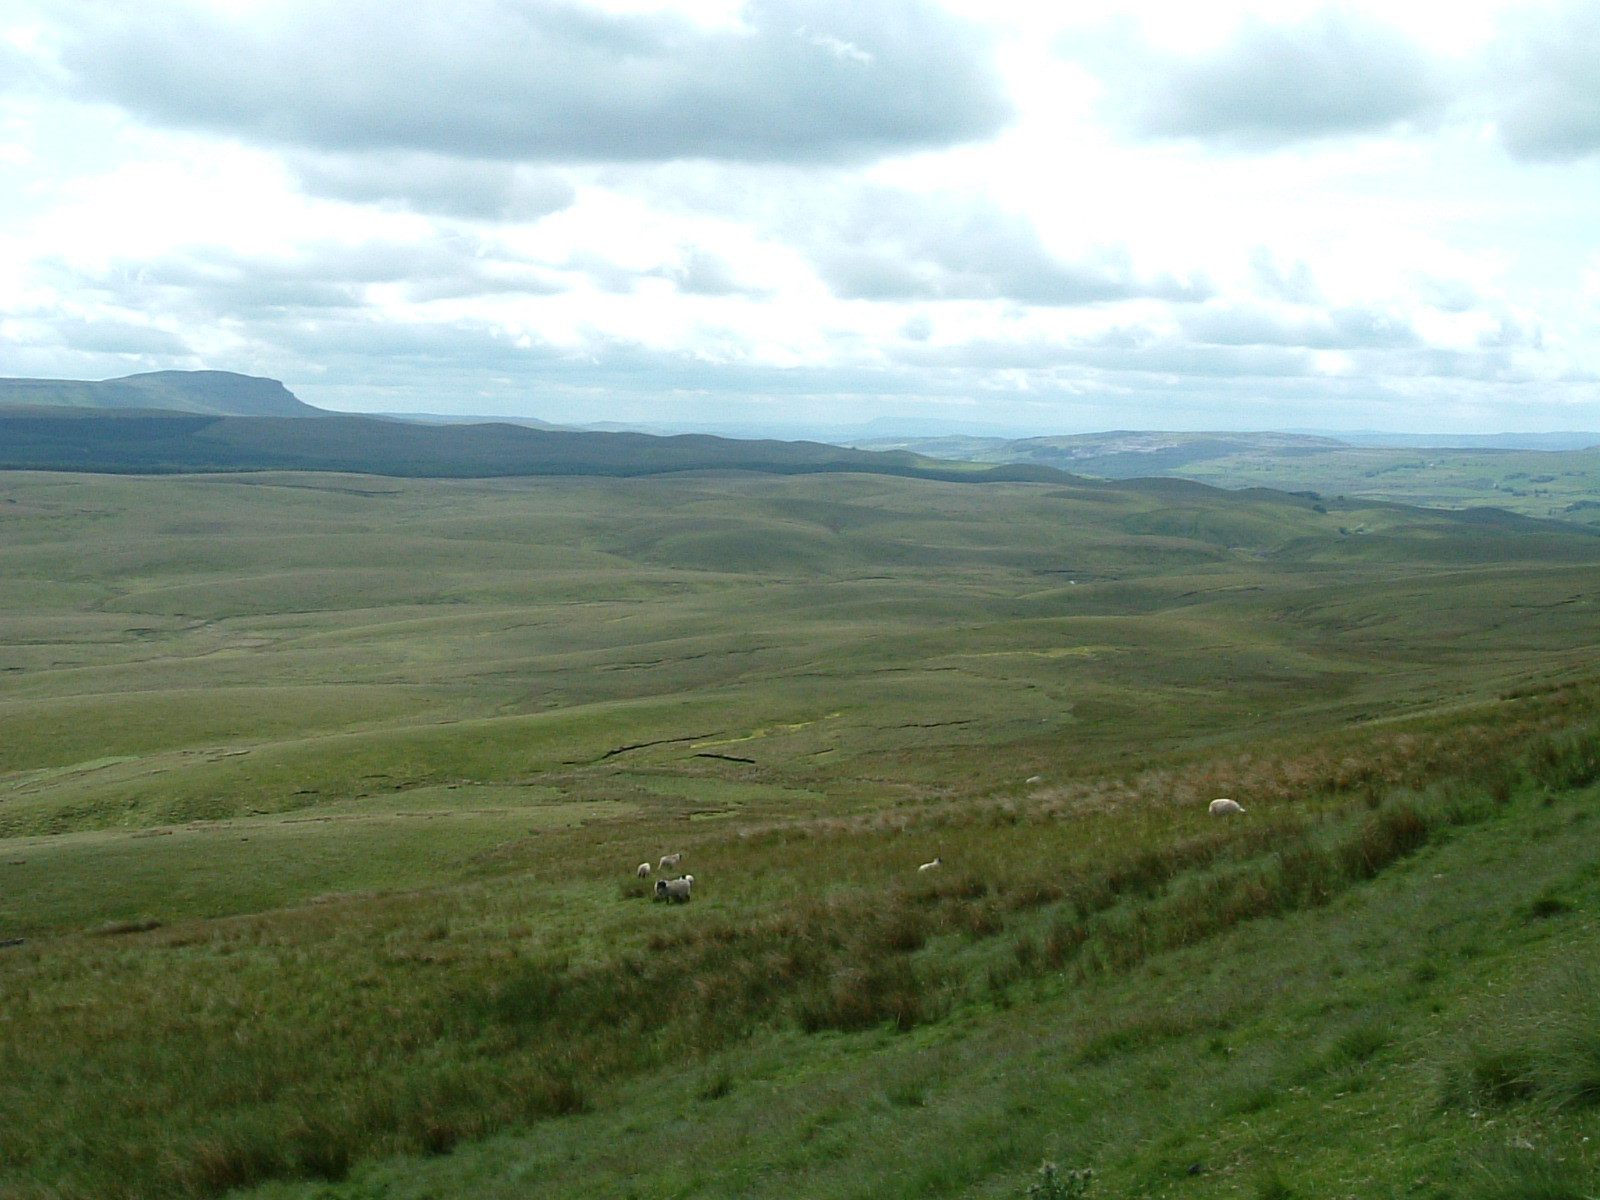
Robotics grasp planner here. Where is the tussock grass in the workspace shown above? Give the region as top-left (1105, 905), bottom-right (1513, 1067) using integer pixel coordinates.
top-left (1443, 962), bottom-right (1600, 1117)
top-left (3, 694), bottom-right (1595, 1199)
top-left (1465, 1148), bottom-right (1594, 1200)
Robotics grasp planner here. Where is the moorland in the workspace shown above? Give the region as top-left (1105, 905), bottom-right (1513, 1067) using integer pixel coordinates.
top-left (1, 447), bottom-right (1599, 1200)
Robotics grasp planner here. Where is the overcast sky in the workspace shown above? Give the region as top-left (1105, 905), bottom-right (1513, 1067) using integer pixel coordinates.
top-left (3, 0), bottom-right (1599, 435)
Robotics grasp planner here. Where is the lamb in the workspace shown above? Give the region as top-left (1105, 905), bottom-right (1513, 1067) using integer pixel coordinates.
top-left (918, 856), bottom-right (943, 872)
top-left (1209, 798), bottom-right (1246, 816)
top-left (636, 862), bottom-right (652, 878)
top-left (658, 852), bottom-right (683, 872)
top-left (654, 875), bottom-right (694, 903)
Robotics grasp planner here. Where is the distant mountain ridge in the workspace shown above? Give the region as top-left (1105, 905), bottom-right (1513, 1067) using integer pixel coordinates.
top-left (0, 370), bottom-right (322, 418)
top-left (0, 408), bottom-right (1071, 483)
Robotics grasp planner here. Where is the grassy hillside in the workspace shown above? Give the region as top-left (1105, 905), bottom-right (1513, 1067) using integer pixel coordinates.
top-left (0, 468), bottom-right (1597, 1199)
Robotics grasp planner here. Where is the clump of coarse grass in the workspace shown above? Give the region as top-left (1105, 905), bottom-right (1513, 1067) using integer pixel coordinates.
top-left (794, 958), bottom-right (943, 1033)
top-left (1522, 725), bottom-right (1600, 792)
top-left (1444, 1045), bottom-right (1540, 1108)
top-left (1535, 1008), bottom-right (1600, 1112)
top-left (1338, 801), bottom-right (1431, 879)
top-left (695, 1069), bottom-right (735, 1101)
top-left (1463, 1147), bottom-right (1594, 1200)
top-left (1025, 1160), bottom-right (1094, 1199)
top-left (1441, 965), bottom-right (1600, 1114)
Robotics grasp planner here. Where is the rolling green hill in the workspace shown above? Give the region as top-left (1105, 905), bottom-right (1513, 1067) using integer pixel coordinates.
top-left (0, 467), bottom-right (1597, 1200)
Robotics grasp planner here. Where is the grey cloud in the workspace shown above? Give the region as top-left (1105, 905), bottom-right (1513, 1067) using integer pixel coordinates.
top-left (1248, 248), bottom-right (1323, 305)
top-left (1489, 0), bottom-right (1600, 160)
top-left (51, 0), bottom-right (1012, 164)
top-left (1350, 346), bottom-right (1561, 384)
top-left (891, 328), bottom-right (1318, 378)
top-left (1182, 303), bottom-right (1420, 350)
top-left (809, 190), bottom-right (1211, 306)
top-left (48, 235), bottom-right (565, 322)
top-left (657, 248), bottom-right (764, 297)
top-left (1414, 274), bottom-right (1485, 315)
top-left (1098, 9), bottom-right (1445, 147)
top-left (562, 250), bottom-right (642, 295)
top-left (51, 319), bottom-right (191, 356)
top-left (289, 152), bottom-right (576, 220)
top-left (1478, 314), bottom-right (1543, 351)
top-left (889, 315), bottom-right (1561, 386)
top-left (0, 38), bottom-right (32, 93)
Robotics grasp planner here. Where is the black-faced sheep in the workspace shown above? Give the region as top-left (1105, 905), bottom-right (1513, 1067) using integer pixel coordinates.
top-left (1209, 798), bottom-right (1246, 815)
top-left (654, 875), bottom-right (694, 903)
top-left (918, 857), bottom-right (943, 872)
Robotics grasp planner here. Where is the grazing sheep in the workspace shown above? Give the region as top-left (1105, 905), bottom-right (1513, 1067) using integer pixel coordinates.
top-left (918, 857), bottom-right (943, 872)
top-left (654, 875), bottom-right (694, 903)
top-left (1209, 798), bottom-right (1246, 816)
top-left (636, 862), bottom-right (652, 878)
top-left (1025, 775), bottom-right (1044, 784)
top-left (658, 852), bottom-right (683, 872)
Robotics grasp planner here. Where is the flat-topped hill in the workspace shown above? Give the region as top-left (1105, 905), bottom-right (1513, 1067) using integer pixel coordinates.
top-left (0, 370), bottom-right (324, 418)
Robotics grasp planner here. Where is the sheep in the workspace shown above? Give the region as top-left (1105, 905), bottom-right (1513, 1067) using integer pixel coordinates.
top-left (658, 852), bottom-right (683, 872)
top-left (918, 856), bottom-right (943, 872)
top-left (1209, 798), bottom-right (1246, 816)
top-left (1025, 775), bottom-right (1044, 784)
top-left (636, 862), bottom-right (652, 878)
top-left (654, 875), bottom-right (694, 903)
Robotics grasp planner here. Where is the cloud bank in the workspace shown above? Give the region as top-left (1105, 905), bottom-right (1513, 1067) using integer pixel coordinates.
top-left (48, 0), bottom-right (1012, 164)
top-left (0, 0), bottom-right (1596, 434)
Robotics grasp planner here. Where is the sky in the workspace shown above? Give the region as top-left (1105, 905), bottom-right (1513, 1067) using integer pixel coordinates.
top-left (2, 0), bottom-right (1599, 436)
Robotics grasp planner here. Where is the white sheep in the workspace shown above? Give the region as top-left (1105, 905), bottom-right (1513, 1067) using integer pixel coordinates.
top-left (918, 857), bottom-right (943, 872)
top-left (658, 852), bottom-right (683, 872)
top-left (1209, 798), bottom-right (1246, 816)
top-left (636, 862), bottom-right (652, 878)
top-left (654, 875), bottom-right (694, 903)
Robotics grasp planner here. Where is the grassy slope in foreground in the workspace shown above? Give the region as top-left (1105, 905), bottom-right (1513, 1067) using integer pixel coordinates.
top-left (4, 694), bottom-right (1599, 1200)
top-left (241, 755), bottom-right (1600, 1200)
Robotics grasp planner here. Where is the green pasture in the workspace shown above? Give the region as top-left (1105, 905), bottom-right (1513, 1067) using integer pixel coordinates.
top-left (1170, 445), bottom-right (1600, 527)
top-left (1, 467), bottom-right (1599, 1199)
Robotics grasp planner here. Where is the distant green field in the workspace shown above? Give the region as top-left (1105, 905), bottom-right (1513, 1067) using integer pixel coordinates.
top-left (2, 467), bottom-right (1599, 1200)
top-left (856, 430), bottom-right (1600, 528)
top-left (1177, 444), bottom-right (1600, 526)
